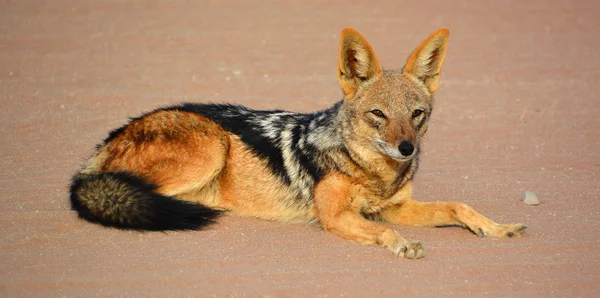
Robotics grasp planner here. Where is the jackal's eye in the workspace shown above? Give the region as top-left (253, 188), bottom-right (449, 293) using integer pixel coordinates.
top-left (412, 109), bottom-right (424, 118)
top-left (371, 109), bottom-right (385, 118)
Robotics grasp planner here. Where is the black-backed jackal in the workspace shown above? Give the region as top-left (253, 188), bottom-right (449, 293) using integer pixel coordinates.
top-left (70, 28), bottom-right (526, 259)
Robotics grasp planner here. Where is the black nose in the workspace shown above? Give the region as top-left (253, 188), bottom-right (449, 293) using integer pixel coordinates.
top-left (398, 141), bottom-right (414, 156)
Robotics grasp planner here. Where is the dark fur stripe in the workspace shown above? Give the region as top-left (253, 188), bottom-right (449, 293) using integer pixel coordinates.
top-left (70, 172), bottom-right (221, 230)
top-left (296, 142), bottom-right (324, 182)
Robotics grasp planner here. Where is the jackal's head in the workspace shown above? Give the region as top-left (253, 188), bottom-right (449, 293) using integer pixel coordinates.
top-left (337, 28), bottom-right (449, 164)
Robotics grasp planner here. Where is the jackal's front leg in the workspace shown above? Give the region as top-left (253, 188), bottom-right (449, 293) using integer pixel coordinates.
top-left (314, 172), bottom-right (424, 259)
top-left (379, 183), bottom-right (526, 238)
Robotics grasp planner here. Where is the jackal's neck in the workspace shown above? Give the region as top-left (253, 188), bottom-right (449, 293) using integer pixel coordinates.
top-left (302, 101), bottom-right (344, 151)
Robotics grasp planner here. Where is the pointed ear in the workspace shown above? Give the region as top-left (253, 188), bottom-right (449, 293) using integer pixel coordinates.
top-left (337, 28), bottom-right (383, 98)
top-left (404, 28), bottom-right (449, 94)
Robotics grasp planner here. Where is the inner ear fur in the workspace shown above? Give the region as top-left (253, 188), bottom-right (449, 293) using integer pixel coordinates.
top-left (337, 28), bottom-right (383, 98)
top-left (404, 28), bottom-right (450, 94)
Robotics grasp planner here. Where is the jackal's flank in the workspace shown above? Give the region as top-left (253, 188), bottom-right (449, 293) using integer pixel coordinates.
top-left (70, 28), bottom-right (526, 259)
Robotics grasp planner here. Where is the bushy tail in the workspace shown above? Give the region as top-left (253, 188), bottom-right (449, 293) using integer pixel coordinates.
top-left (69, 171), bottom-right (221, 230)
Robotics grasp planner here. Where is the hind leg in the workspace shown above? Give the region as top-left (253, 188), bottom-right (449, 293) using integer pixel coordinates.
top-left (94, 110), bottom-right (229, 203)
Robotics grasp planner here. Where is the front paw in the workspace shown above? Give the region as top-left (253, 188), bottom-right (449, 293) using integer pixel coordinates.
top-left (476, 223), bottom-right (527, 238)
top-left (392, 241), bottom-right (425, 259)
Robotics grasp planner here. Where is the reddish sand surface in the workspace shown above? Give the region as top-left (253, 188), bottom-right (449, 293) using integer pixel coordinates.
top-left (2, 0), bottom-right (599, 296)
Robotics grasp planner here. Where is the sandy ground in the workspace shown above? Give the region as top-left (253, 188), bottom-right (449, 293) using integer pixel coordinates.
top-left (2, 0), bottom-right (599, 296)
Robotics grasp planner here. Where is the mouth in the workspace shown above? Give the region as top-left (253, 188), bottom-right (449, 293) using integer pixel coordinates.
top-left (375, 140), bottom-right (416, 161)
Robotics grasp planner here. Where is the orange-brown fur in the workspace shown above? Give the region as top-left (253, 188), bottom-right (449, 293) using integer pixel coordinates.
top-left (87, 111), bottom-right (229, 197)
top-left (72, 28), bottom-right (526, 258)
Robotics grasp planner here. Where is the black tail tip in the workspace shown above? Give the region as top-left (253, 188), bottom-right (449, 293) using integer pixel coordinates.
top-left (150, 199), bottom-right (223, 231)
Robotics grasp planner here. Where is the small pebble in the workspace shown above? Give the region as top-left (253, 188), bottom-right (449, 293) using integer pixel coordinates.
top-left (522, 191), bottom-right (540, 205)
